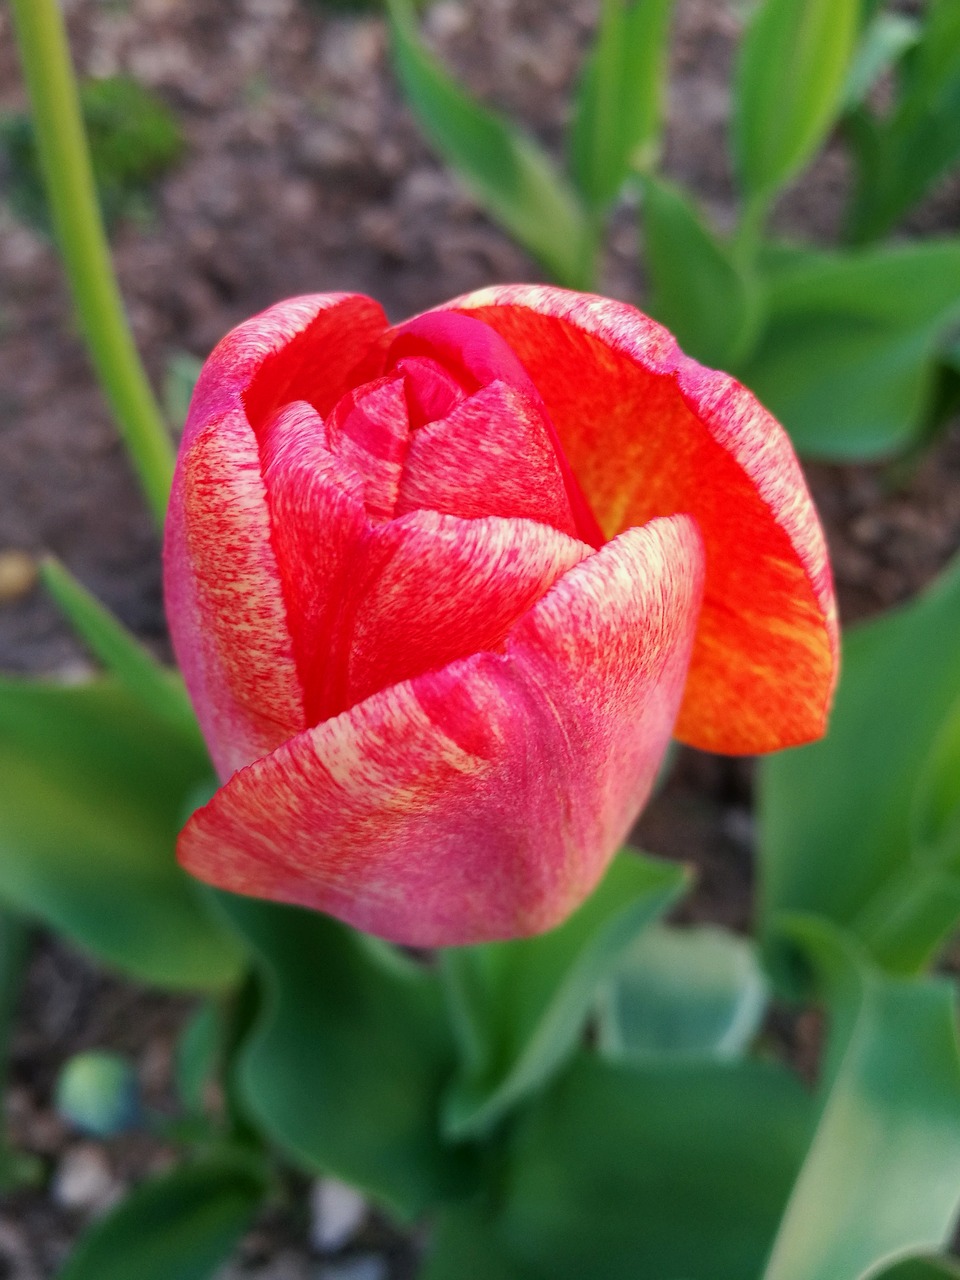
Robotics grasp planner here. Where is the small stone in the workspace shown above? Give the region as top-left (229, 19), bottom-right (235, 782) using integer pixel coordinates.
top-left (52, 1143), bottom-right (119, 1214)
top-left (310, 1177), bottom-right (367, 1252)
top-left (315, 1256), bottom-right (387, 1280)
top-left (0, 551), bottom-right (37, 603)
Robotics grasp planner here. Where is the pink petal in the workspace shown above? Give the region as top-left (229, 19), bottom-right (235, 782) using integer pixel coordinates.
top-left (178, 516), bottom-right (704, 946)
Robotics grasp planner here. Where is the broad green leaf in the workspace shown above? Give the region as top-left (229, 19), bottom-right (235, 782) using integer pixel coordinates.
top-left (841, 13), bottom-right (920, 112)
top-left (758, 553), bottom-right (960, 973)
top-left (420, 1203), bottom-right (530, 1280)
top-left (762, 917), bottom-right (960, 1280)
top-left (0, 676), bottom-right (241, 989)
top-left (733, 0), bottom-right (860, 200)
top-left (440, 852), bottom-right (687, 1140)
top-left (40, 557), bottom-right (198, 736)
top-left (738, 240), bottom-right (960, 458)
top-left (642, 175), bottom-right (760, 368)
top-left (163, 350), bottom-right (203, 434)
top-left (597, 924), bottom-right (768, 1061)
top-left (438, 1055), bottom-right (813, 1280)
top-left (57, 1157), bottom-right (265, 1280)
top-left (847, 0), bottom-right (960, 243)
top-left (385, 0), bottom-right (594, 288)
top-left (569, 0), bottom-right (675, 210)
top-left (213, 893), bottom-right (475, 1220)
top-left (864, 1258), bottom-right (960, 1280)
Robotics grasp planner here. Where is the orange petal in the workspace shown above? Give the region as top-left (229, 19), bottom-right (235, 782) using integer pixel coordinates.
top-left (446, 285), bottom-right (838, 754)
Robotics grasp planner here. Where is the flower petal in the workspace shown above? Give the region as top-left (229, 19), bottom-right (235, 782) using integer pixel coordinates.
top-left (445, 285), bottom-right (838, 754)
top-left (395, 380), bottom-right (580, 536)
top-left (177, 516), bottom-right (704, 946)
top-left (345, 510), bottom-right (592, 714)
top-left (164, 294), bottom-right (386, 778)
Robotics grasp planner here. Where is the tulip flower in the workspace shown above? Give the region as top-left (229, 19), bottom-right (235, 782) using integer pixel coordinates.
top-left (165, 286), bottom-right (837, 946)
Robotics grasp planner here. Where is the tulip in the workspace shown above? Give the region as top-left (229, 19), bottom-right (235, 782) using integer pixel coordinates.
top-left (165, 286), bottom-right (837, 946)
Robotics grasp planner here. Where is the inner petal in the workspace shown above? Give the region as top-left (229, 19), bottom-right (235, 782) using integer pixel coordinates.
top-left (395, 380), bottom-right (581, 538)
top-left (388, 310), bottom-right (604, 547)
top-left (340, 511), bottom-right (593, 719)
top-left (326, 375), bottom-right (411, 521)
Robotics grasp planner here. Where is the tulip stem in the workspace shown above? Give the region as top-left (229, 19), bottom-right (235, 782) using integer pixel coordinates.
top-left (9, 0), bottom-right (175, 529)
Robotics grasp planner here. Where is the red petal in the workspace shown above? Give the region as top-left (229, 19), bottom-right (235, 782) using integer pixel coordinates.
top-left (177, 516), bottom-right (704, 946)
top-left (446, 286), bottom-right (838, 754)
top-left (165, 294), bottom-right (386, 778)
top-left (395, 380), bottom-right (580, 536)
top-left (344, 510), bottom-right (591, 714)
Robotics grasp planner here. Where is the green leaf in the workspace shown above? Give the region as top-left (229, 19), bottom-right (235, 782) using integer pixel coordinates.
top-left (758, 553), bottom-right (960, 973)
top-left (738, 240), bottom-right (960, 458)
top-left (841, 13), bottom-right (920, 112)
top-left (569, 0), bottom-right (675, 210)
top-left (385, 0), bottom-right (594, 288)
top-left (439, 852), bottom-right (688, 1140)
top-left (641, 175), bottom-right (760, 368)
top-left (57, 1157), bottom-right (265, 1280)
top-left (437, 1055), bottom-right (813, 1280)
top-left (762, 917), bottom-right (960, 1280)
top-left (0, 904), bottom-right (37, 1191)
top-left (733, 0), bottom-right (860, 201)
top-left (597, 924), bottom-right (768, 1061)
top-left (163, 351), bottom-right (203, 435)
top-left (40, 557), bottom-right (198, 736)
top-left (864, 1258), bottom-right (960, 1280)
top-left (175, 1001), bottom-right (223, 1114)
top-left (846, 0), bottom-right (960, 243)
top-left (213, 893), bottom-right (475, 1220)
top-left (0, 676), bottom-right (242, 989)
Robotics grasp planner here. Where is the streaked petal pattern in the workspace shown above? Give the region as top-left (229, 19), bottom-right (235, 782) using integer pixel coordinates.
top-left (166, 285), bottom-right (837, 943)
top-left (178, 518), bottom-right (704, 946)
top-left (448, 285), bottom-right (838, 754)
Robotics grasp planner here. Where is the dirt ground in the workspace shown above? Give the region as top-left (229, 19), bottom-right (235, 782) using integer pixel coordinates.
top-left (1, 0), bottom-right (958, 1275)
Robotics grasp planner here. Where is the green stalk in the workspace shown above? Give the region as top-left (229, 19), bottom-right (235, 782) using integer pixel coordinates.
top-left (9, 0), bottom-right (175, 528)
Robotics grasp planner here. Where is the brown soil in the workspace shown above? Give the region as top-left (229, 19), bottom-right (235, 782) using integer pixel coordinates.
top-left (1, 0), bottom-right (958, 1275)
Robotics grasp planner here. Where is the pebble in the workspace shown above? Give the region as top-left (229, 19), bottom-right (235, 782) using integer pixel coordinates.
top-left (309, 1178), bottom-right (367, 1252)
top-left (0, 550), bottom-right (37, 603)
top-left (315, 1256), bottom-right (387, 1280)
top-left (52, 1143), bottom-right (120, 1214)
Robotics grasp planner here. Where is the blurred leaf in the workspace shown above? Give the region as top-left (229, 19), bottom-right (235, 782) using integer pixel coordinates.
top-left (385, 0), bottom-right (594, 288)
top-left (56, 1050), bottom-right (141, 1137)
top-left (440, 852), bottom-right (688, 1140)
top-left (597, 924), bottom-right (768, 1062)
top-left (864, 1258), bottom-right (960, 1280)
top-left (738, 240), bottom-right (960, 458)
top-left (642, 175), bottom-right (760, 368)
top-left (213, 893), bottom-right (475, 1220)
top-left (569, 0), bottom-right (675, 210)
top-left (429, 1055), bottom-right (813, 1280)
top-left (57, 1156), bottom-right (266, 1280)
top-left (40, 558), bottom-right (198, 736)
top-left (163, 351), bottom-right (203, 435)
top-left (0, 676), bottom-right (242, 989)
top-left (841, 12), bottom-right (921, 112)
top-left (419, 1202), bottom-right (529, 1280)
top-left (846, 0), bottom-right (960, 243)
top-left (0, 74), bottom-right (182, 234)
top-left (762, 917), bottom-right (960, 1280)
top-left (733, 0), bottom-right (860, 201)
top-left (175, 1001), bottom-right (223, 1114)
top-left (759, 552), bottom-right (960, 973)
